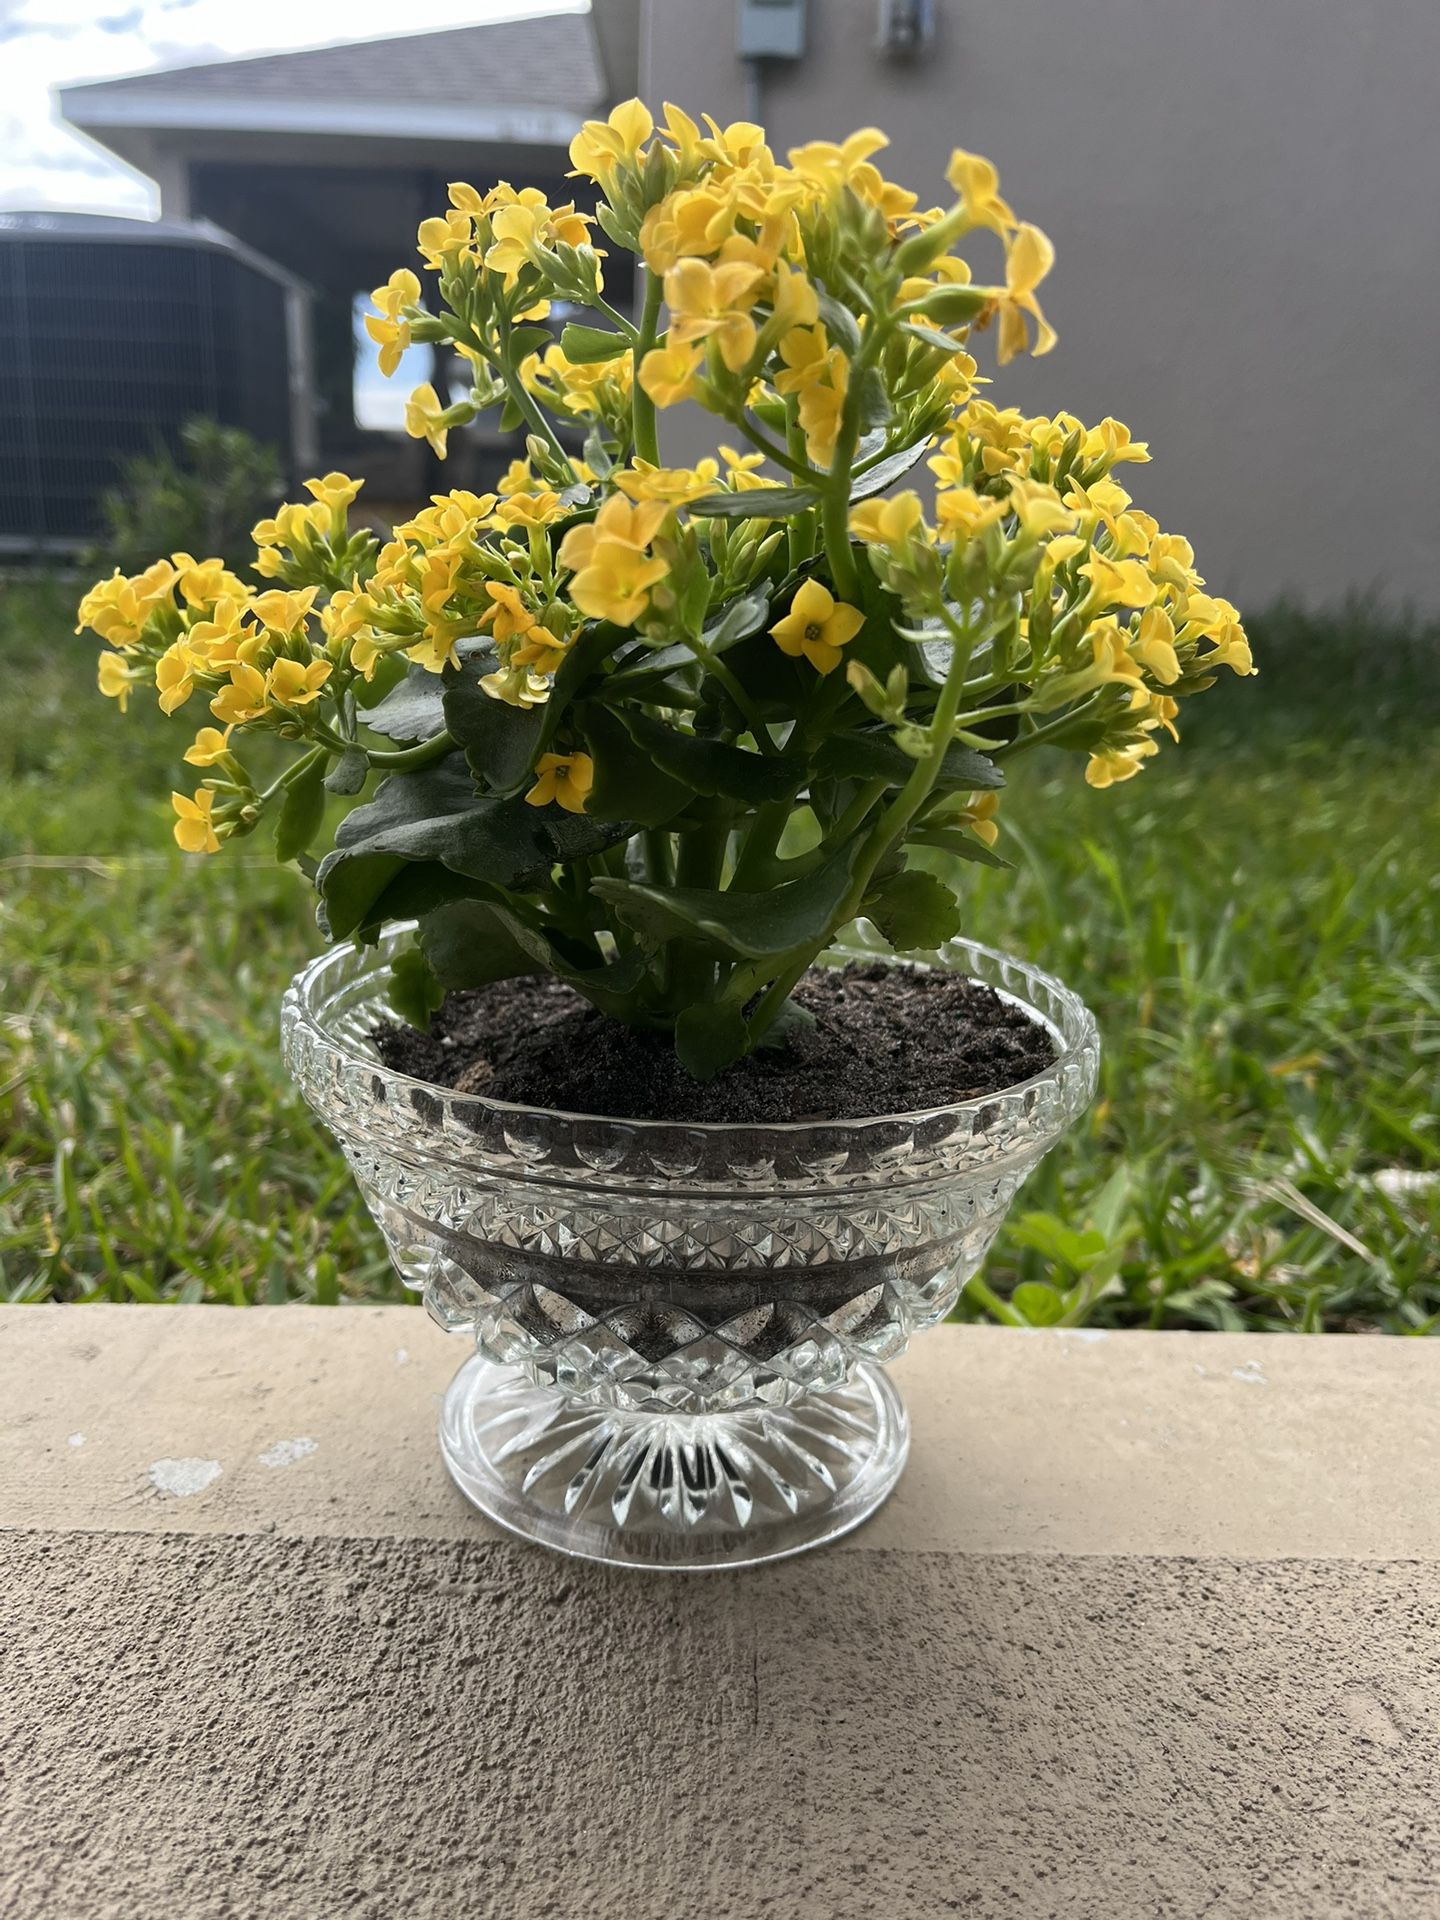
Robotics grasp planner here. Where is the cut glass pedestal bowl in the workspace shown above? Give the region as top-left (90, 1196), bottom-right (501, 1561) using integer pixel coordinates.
top-left (282, 924), bottom-right (1099, 1570)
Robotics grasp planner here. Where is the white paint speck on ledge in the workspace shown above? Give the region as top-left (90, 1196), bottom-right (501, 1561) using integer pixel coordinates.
top-left (394, 1347), bottom-right (410, 1367)
top-left (1232, 1359), bottom-right (1267, 1386)
top-left (258, 1437), bottom-right (318, 1470)
top-left (148, 1457), bottom-right (222, 1498)
top-left (67, 1433), bottom-right (85, 1449)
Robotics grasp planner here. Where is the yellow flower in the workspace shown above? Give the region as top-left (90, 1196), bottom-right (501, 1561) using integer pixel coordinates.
top-left (558, 495), bottom-right (670, 567)
top-left (485, 193), bottom-right (594, 283)
top-left (96, 649), bottom-right (140, 711)
top-left (640, 185), bottom-right (737, 273)
top-left (1004, 477), bottom-right (1076, 540)
top-left (565, 543), bottom-right (669, 627)
top-left (1131, 606), bottom-right (1182, 685)
top-left (1080, 553), bottom-right (1156, 611)
top-left (944, 150), bottom-right (1016, 235)
top-left (795, 354), bottom-right (849, 465)
top-left (172, 554), bottom-right (246, 609)
top-left (416, 209), bottom-right (474, 270)
top-left (956, 791), bottom-right (1001, 846)
top-left (787, 128), bottom-right (890, 197)
top-left (189, 595), bottom-right (259, 669)
top-left (481, 666), bottom-right (552, 708)
top-left (267, 658), bottom-right (332, 708)
top-left (478, 581), bottom-right (539, 646)
top-left (183, 726), bottom-right (234, 767)
top-left (770, 579), bottom-right (865, 675)
top-left (210, 663), bottom-right (269, 726)
top-left (664, 258), bottom-right (765, 373)
top-left (525, 751), bottom-right (595, 814)
top-left (303, 471), bottom-right (363, 533)
top-left (638, 340), bottom-right (704, 408)
top-left (404, 382), bottom-right (450, 457)
top-left (993, 224), bottom-right (1057, 365)
top-left (1084, 741), bottom-right (1158, 789)
top-left (497, 457), bottom-right (536, 496)
top-left (155, 641), bottom-right (202, 715)
top-left (251, 588), bottom-right (319, 635)
top-left (849, 492), bottom-right (926, 546)
top-left (171, 788), bottom-right (221, 854)
top-left (364, 269), bottom-right (421, 378)
top-left (493, 489), bottom-right (566, 530)
top-left (772, 323), bottom-right (831, 396)
top-left (512, 628), bottom-right (570, 675)
top-left (568, 99), bottom-right (654, 186)
top-left (934, 487), bottom-right (1007, 543)
top-left (76, 560), bottom-right (176, 646)
top-left (612, 459), bottom-right (720, 506)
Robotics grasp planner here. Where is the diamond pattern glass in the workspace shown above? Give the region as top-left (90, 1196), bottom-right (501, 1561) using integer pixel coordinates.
top-left (282, 923), bottom-right (1099, 1568)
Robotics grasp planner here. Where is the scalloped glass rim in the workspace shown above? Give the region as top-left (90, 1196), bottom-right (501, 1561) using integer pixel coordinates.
top-left (281, 918), bottom-right (1099, 1137)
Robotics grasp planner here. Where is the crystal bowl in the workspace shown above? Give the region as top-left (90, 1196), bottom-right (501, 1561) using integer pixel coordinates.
top-left (281, 923), bottom-right (1099, 1569)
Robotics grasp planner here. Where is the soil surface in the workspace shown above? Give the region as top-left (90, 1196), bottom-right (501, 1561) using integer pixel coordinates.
top-left (371, 964), bottom-right (1055, 1123)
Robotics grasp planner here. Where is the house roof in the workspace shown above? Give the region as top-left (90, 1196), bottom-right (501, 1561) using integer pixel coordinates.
top-left (60, 12), bottom-right (607, 149)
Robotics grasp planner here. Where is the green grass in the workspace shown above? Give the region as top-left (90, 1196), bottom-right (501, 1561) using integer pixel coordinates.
top-left (3, 577), bottom-right (1437, 1327)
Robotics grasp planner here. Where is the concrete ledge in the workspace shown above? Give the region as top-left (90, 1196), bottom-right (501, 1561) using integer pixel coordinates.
top-left (3, 1308), bottom-right (1440, 1918)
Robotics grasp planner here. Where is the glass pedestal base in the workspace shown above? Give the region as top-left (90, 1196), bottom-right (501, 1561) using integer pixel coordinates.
top-left (439, 1352), bottom-right (909, 1571)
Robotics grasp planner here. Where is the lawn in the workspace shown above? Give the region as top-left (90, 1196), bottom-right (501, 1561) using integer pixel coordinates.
top-left (3, 575), bottom-right (1438, 1328)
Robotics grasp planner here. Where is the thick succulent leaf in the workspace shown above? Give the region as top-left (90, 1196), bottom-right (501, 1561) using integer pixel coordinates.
top-left (705, 590), bottom-right (771, 651)
top-left (418, 897), bottom-right (552, 990)
top-left (534, 619), bottom-right (630, 756)
top-left (323, 746), bottom-right (370, 796)
top-left (387, 945), bottom-right (445, 1029)
top-left (559, 323), bottom-right (631, 364)
top-left (863, 868), bottom-right (964, 951)
top-left (273, 757), bottom-right (328, 863)
top-left (591, 845), bottom-right (857, 961)
top-left (317, 754), bottom-right (624, 941)
top-left (908, 829), bottom-right (1014, 870)
top-left (362, 665), bottom-right (447, 742)
top-left (619, 709), bottom-right (802, 805)
top-left (849, 437), bottom-right (934, 502)
top-left (442, 665), bottom-right (545, 794)
top-left (688, 485), bottom-right (822, 520)
top-left (675, 1001), bottom-right (750, 1081)
top-left (576, 703), bottom-right (690, 827)
top-left (814, 730), bottom-right (1004, 790)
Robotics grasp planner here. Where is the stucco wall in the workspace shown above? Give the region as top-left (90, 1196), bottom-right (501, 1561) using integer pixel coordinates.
top-left (640, 0), bottom-right (1440, 613)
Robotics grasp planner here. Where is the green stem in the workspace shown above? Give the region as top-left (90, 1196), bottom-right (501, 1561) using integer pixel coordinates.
top-left (963, 1274), bottom-right (1026, 1328)
top-left (256, 743), bottom-right (328, 807)
top-left (992, 695), bottom-right (1102, 762)
top-left (631, 270), bottom-right (664, 465)
top-left (365, 730), bottom-right (456, 771)
top-left (742, 616), bottom-right (978, 1043)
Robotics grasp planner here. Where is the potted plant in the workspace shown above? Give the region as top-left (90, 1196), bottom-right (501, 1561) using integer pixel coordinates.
top-left (80, 102), bottom-right (1253, 1568)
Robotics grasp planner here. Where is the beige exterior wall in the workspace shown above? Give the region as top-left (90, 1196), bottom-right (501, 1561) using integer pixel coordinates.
top-left (640, 0), bottom-right (1440, 613)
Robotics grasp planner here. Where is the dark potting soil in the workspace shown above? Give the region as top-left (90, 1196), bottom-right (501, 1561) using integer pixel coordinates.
top-left (371, 963), bottom-right (1056, 1124)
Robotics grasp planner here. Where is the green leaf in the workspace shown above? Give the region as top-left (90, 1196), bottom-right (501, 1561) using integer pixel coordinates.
top-left (815, 730), bottom-right (1004, 791)
top-left (559, 323), bottom-right (631, 364)
top-left (364, 666), bottom-right (446, 742)
top-left (442, 666), bottom-right (544, 794)
top-left (317, 755), bottom-right (624, 941)
top-left (1010, 1281), bottom-right (1068, 1327)
top-left (577, 703), bottom-right (690, 827)
top-left (815, 292), bottom-right (862, 355)
top-left (274, 757), bottom-right (328, 864)
top-left (850, 438), bottom-right (933, 502)
top-left (619, 709), bottom-right (801, 805)
top-left (506, 324), bottom-right (553, 362)
top-left (418, 897), bottom-right (551, 990)
top-left (675, 1002), bottom-right (750, 1081)
top-left (534, 620), bottom-right (630, 756)
top-left (323, 747), bottom-right (369, 796)
top-left (388, 945), bottom-right (445, 1028)
top-left (910, 829), bottom-right (1014, 870)
top-left (689, 485), bottom-right (822, 520)
top-left (863, 869), bottom-right (963, 951)
top-left (704, 590), bottom-right (771, 651)
top-left (352, 651), bottom-right (409, 709)
top-left (1009, 1211), bottom-right (1110, 1275)
top-left (591, 845), bottom-right (857, 962)
top-left (855, 366), bottom-right (892, 434)
top-left (899, 320), bottom-right (962, 354)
